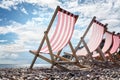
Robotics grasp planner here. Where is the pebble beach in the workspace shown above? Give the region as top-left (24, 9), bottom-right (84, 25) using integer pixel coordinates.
top-left (0, 62), bottom-right (120, 80)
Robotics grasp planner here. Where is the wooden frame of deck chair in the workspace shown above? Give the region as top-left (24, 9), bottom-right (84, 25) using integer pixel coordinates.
top-left (104, 33), bottom-right (120, 63)
top-left (92, 31), bottom-right (114, 61)
top-left (29, 6), bottom-right (86, 71)
top-left (93, 32), bottom-right (120, 65)
top-left (116, 33), bottom-right (120, 59)
top-left (64, 16), bottom-right (108, 64)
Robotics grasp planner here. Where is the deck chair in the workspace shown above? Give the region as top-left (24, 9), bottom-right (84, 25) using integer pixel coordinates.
top-left (92, 31), bottom-right (114, 60)
top-left (116, 34), bottom-right (120, 59)
top-left (104, 33), bottom-right (120, 62)
top-left (65, 16), bottom-right (108, 63)
top-left (92, 31), bottom-right (114, 58)
top-left (29, 6), bottom-right (85, 70)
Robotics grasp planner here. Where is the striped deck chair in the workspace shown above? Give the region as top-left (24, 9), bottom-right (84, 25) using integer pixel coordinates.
top-left (105, 33), bottom-right (120, 62)
top-left (117, 34), bottom-right (120, 59)
top-left (93, 31), bottom-right (114, 60)
top-left (29, 6), bottom-right (85, 70)
top-left (65, 16), bottom-right (108, 63)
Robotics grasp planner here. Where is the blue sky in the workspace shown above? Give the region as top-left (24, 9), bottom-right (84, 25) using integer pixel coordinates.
top-left (0, 0), bottom-right (120, 64)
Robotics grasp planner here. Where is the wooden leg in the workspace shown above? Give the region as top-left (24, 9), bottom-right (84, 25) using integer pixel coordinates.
top-left (44, 32), bottom-right (55, 69)
top-left (30, 55), bottom-right (38, 69)
top-left (69, 42), bottom-right (87, 68)
top-left (51, 50), bottom-right (62, 68)
top-left (82, 38), bottom-right (94, 61)
top-left (97, 47), bottom-right (107, 62)
top-left (69, 42), bottom-right (79, 62)
top-left (55, 50), bottom-right (62, 60)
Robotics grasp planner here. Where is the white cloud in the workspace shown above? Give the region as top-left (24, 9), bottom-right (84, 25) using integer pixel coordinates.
top-left (0, 51), bottom-right (18, 61)
top-left (24, 0), bottom-right (61, 9)
top-left (0, 0), bottom-right (60, 10)
top-left (0, 3), bottom-right (56, 56)
top-left (0, 18), bottom-right (55, 54)
top-left (0, 0), bottom-right (119, 51)
top-left (0, 0), bottom-right (19, 10)
top-left (21, 7), bottom-right (28, 14)
top-left (0, 27), bottom-right (11, 34)
top-left (0, 0), bottom-right (120, 64)
top-left (0, 40), bottom-right (7, 43)
top-left (102, 19), bottom-right (120, 27)
top-left (64, 0), bottom-right (120, 33)
top-left (0, 44), bottom-right (25, 53)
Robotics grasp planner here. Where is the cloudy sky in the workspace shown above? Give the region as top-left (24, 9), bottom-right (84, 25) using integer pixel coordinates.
top-left (0, 0), bottom-right (120, 64)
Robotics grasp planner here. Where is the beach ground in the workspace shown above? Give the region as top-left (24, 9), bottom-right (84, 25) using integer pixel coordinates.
top-left (0, 62), bottom-right (120, 80)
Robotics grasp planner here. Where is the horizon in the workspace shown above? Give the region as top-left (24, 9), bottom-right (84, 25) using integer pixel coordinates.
top-left (0, 0), bottom-right (120, 64)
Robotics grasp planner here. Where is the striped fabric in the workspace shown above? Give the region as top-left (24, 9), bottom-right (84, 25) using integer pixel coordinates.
top-left (119, 37), bottom-right (120, 48)
top-left (40, 11), bottom-right (76, 53)
top-left (76, 22), bottom-right (105, 56)
top-left (93, 32), bottom-right (113, 57)
top-left (109, 35), bottom-right (120, 54)
top-left (105, 35), bottom-right (120, 57)
top-left (102, 32), bottom-right (113, 53)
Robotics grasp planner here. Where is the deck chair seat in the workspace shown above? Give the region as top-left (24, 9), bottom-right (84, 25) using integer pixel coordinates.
top-left (94, 33), bottom-right (120, 62)
top-left (107, 35), bottom-right (120, 54)
top-left (76, 22), bottom-right (105, 56)
top-left (92, 31), bottom-right (113, 58)
top-left (105, 34), bottom-right (120, 61)
top-left (29, 6), bottom-right (86, 70)
top-left (64, 16), bottom-right (108, 63)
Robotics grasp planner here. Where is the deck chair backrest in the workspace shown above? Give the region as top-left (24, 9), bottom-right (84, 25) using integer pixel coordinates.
top-left (102, 31), bottom-right (113, 53)
top-left (29, 6), bottom-right (83, 70)
top-left (86, 21), bottom-right (105, 52)
top-left (109, 34), bottom-right (120, 54)
top-left (92, 31), bottom-right (113, 58)
top-left (119, 36), bottom-right (120, 48)
top-left (40, 6), bottom-right (78, 53)
top-left (117, 34), bottom-right (120, 54)
top-left (76, 17), bottom-right (107, 56)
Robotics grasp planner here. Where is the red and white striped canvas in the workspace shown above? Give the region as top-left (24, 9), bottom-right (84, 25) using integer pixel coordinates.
top-left (109, 35), bottom-right (120, 54)
top-left (76, 22), bottom-right (105, 56)
top-left (40, 11), bottom-right (76, 53)
top-left (93, 32), bottom-right (113, 57)
top-left (105, 35), bottom-right (120, 57)
top-left (102, 32), bottom-right (113, 53)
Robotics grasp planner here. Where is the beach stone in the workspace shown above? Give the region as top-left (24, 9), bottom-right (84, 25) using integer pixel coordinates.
top-left (91, 76), bottom-right (100, 80)
top-left (49, 77), bottom-right (55, 80)
top-left (64, 76), bottom-right (68, 80)
top-left (1, 72), bottom-right (6, 75)
top-left (1, 77), bottom-right (9, 80)
top-left (111, 73), bottom-right (118, 78)
top-left (39, 75), bottom-right (45, 79)
top-left (68, 72), bottom-right (75, 77)
top-left (34, 76), bottom-right (39, 80)
top-left (54, 75), bottom-right (60, 79)
top-left (1, 64), bottom-right (120, 80)
top-left (86, 74), bottom-right (90, 78)
top-left (23, 75), bottom-right (28, 79)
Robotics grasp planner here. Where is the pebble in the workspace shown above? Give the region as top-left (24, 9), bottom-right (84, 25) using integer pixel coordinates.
top-left (0, 63), bottom-right (120, 80)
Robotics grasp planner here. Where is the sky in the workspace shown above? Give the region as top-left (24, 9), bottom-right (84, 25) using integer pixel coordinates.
top-left (0, 0), bottom-right (120, 64)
